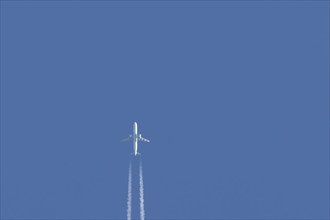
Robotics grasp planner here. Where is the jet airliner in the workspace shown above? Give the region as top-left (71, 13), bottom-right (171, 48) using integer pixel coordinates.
top-left (122, 122), bottom-right (150, 156)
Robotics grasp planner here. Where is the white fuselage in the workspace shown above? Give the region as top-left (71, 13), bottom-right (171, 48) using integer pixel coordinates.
top-left (133, 122), bottom-right (138, 156)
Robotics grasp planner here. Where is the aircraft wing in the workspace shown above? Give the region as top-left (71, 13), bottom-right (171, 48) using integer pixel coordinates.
top-left (122, 135), bottom-right (132, 142)
top-left (139, 136), bottom-right (150, 143)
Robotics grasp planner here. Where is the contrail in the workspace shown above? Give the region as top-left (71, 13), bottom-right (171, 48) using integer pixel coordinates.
top-left (127, 158), bottom-right (132, 220)
top-left (139, 158), bottom-right (145, 220)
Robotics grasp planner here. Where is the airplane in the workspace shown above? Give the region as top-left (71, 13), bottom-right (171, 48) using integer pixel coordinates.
top-left (122, 122), bottom-right (150, 156)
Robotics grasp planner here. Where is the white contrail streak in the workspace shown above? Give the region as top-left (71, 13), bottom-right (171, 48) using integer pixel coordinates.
top-left (139, 159), bottom-right (145, 220)
top-left (127, 159), bottom-right (132, 220)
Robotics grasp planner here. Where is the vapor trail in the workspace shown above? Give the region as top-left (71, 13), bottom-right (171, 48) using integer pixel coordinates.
top-left (127, 158), bottom-right (132, 220)
top-left (139, 158), bottom-right (145, 220)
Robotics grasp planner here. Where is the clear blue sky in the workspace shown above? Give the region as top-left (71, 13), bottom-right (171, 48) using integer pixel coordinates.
top-left (1, 1), bottom-right (329, 219)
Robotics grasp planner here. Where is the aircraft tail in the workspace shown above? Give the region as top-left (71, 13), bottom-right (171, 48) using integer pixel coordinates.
top-left (131, 152), bottom-right (141, 156)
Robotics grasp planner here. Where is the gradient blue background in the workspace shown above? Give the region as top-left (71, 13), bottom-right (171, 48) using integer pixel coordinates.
top-left (1, 1), bottom-right (329, 219)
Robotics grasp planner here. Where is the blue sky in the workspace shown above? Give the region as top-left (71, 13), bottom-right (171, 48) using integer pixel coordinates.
top-left (1, 1), bottom-right (329, 219)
